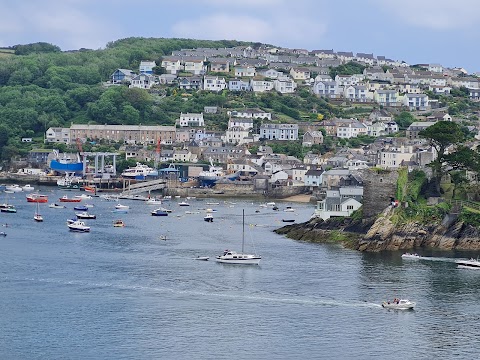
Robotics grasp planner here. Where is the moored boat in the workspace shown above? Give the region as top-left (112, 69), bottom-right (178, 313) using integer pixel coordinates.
top-left (401, 253), bottom-right (420, 259)
top-left (59, 195), bottom-right (82, 203)
top-left (178, 201), bottom-right (190, 206)
top-left (73, 205), bottom-right (88, 211)
top-left (75, 212), bottom-right (96, 219)
top-left (113, 219), bottom-right (125, 227)
top-left (67, 220), bottom-right (90, 232)
top-left (5, 184), bottom-right (22, 193)
top-left (49, 203), bottom-right (66, 209)
top-left (114, 204), bottom-right (129, 212)
top-left (22, 184), bottom-right (35, 192)
top-left (151, 208), bottom-right (168, 216)
top-left (204, 213), bottom-right (214, 222)
top-left (26, 193), bottom-right (49, 203)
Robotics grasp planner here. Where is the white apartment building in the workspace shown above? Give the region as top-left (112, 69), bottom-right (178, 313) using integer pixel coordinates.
top-left (179, 112), bottom-right (204, 127)
top-left (260, 124), bottom-right (299, 140)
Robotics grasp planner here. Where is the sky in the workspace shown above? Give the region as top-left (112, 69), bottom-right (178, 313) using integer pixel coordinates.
top-left (1, 0), bottom-right (479, 73)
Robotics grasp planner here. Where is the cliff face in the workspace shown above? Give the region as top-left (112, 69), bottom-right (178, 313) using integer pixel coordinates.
top-left (275, 207), bottom-right (480, 252)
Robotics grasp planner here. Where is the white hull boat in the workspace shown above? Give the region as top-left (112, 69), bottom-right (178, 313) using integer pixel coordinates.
top-left (456, 258), bottom-right (480, 269)
top-left (401, 253), bottom-right (420, 259)
top-left (382, 299), bottom-right (415, 310)
top-left (68, 220), bottom-right (90, 232)
top-left (215, 209), bottom-right (261, 265)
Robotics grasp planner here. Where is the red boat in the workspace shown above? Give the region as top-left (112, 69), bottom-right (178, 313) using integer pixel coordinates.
top-left (26, 194), bottom-right (49, 203)
top-left (59, 195), bottom-right (82, 203)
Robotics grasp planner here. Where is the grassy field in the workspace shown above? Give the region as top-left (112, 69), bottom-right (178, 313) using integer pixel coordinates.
top-left (0, 48), bottom-right (15, 58)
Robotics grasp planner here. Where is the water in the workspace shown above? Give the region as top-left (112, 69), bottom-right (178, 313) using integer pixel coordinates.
top-left (0, 189), bottom-right (479, 359)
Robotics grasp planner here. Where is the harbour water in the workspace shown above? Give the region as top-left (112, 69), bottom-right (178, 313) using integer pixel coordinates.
top-left (0, 188), bottom-right (479, 359)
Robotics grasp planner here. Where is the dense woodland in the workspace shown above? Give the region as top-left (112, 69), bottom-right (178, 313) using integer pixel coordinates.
top-left (0, 37), bottom-right (478, 163)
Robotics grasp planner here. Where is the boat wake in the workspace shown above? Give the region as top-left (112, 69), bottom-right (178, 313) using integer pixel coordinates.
top-left (8, 276), bottom-right (382, 309)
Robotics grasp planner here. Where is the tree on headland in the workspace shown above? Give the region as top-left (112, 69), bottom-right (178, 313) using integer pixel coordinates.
top-left (419, 121), bottom-right (465, 194)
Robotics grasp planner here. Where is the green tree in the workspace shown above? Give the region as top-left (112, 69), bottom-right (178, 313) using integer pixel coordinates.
top-left (395, 111), bottom-right (416, 129)
top-left (419, 121), bottom-right (465, 194)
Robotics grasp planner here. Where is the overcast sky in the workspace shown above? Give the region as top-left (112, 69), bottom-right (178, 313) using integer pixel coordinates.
top-left (1, 0), bottom-right (478, 72)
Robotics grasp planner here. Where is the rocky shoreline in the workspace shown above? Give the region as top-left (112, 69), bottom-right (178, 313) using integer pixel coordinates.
top-left (274, 207), bottom-right (480, 252)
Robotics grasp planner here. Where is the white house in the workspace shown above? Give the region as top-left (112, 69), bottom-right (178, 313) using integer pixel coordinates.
top-left (227, 109), bottom-right (271, 120)
top-left (228, 118), bottom-right (254, 130)
top-left (184, 59), bottom-right (206, 75)
top-left (313, 192), bottom-right (363, 220)
top-left (234, 66), bottom-right (256, 77)
top-left (335, 74), bottom-right (359, 86)
top-left (203, 76), bottom-right (227, 91)
top-left (129, 74), bottom-right (156, 89)
top-left (274, 78), bottom-right (297, 94)
top-left (403, 93), bottom-right (429, 111)
top-left (312, 81), bottom-right (341, 98)
top-left (223, 126), bottom-right (250, 144)
top-left (343, 85), bottom-right (369, 102)
top-left (161, 56), bottom-right (183, 74)
top-left (139, 60), bottom-right (156, 74)
top-left (179, 112), bottom-right (204, 127)
top-left (336, 122), bottom-right (368, 138)
top-left (260, 124), bottom-right (299, 140)
top-left (250, 78), bottom-right (274, 92)
top-left (45, 127), bottom-right (70, 144)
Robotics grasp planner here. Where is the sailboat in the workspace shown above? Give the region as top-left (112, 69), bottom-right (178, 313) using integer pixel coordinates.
top-left (215, 209), bottom-right (261, 265)
top-left (34, 201), bottom-right (43, 222)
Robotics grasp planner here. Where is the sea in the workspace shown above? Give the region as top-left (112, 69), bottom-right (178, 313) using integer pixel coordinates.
top-left (0, 188), bottom-right (479, 359)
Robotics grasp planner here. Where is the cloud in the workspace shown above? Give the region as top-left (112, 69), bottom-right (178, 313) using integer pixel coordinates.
top-left (375, 0), bottom-right (480, 30)
top-left (199, 0), bottom-right (286, 7)
top-left (172, 12), bottom-right (327, 48)
top-left (0, 0), bottom-right (119, 49)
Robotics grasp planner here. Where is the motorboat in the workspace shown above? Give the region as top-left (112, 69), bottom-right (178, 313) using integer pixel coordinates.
top-left (75, 212), bottom-right (96, 219)
top-left (178, 201), bottom-right (190, 206)
top-left (215, 209), bottom-right (261, 265)
top-left (204, 213), bottom-right (214, 222)
top-left (113, 219), bottom-right (125, 227)
top-left (185, 211), bottom-right (199, 214)
top-left (206, 202), bottom-right (220, 205)
top-left (67, 220), bottom-right (91, 232)
top-left (0, 232), bottom-right (6, 237)
top-left (59, 195), bottom-right (82, 203)
top-left (121, 162), bottom-right (158, 179)
top-left (114, 204), bottom-right (129, 212)
top-left (0, 205), bottom-right (16, 213)
top-left (282, 219), bottom-right (295, 223)
top-left (456, 258), bottom-right (480, 270)
top-left (401, 253), bottom-right (421, 259)
top-left (74, 205), bottom-right (88, 211)
top-left (205, 208), bottom-right (217, 213)
top-left (284, 206), bottom-right (295, 212)
top-left (146, 198), bottom-right (162, 205)
top-left (22, 184), bottom-right (35, 192)
top-left (75, 194), bottom-right (92, 200)
top-left (266, 202), bottom-right (276, 206)
top-left (5, 184), bottom-right (22, 192)
top-left (49, 203), bottom-right (66, 209)
top-left (382, 299), bottom-right (415, 310)
top-left (26, 193), bottom-right (49, 203)
top-left (195, 256), bottom-right (209, 261)
top-left (151, 208), bottom-right (168, 216)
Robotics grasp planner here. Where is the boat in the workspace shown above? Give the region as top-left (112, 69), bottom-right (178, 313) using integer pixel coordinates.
top-left (121, 162), bottom-right (158, 179)
top-left (67, 220), bottom-right (90, 232)
top-left (49, 203), bottom-right (66, 209)
top-left (75, 194), bottom-right (92, 199)
top-left (66, 218), bottom-right (76, 224)
top-left (284, 206), bottom-right (295, 212)
top-left (22, 184), bottom-right (35, 192)
top-left (198, 158), bottom-right (240, 187)
top-left (282, 219), bottom-right (295, 223)
top-left (34, 202), bottom-right (43, 222)
top-left (456, 258), bottom-right (480, 269)
top-left (178, 201), bottom-right (190, 206)
top-left (0, 232), bottom-right (6, 236)
top-left (56, 171), bottom-right (82, 190)
top-left (113, 219), bottom-right (125, 227)
top-left (59, 195), bottom-right (82, 203)
top-left (5, 184), bottom-right (22, 193)
top-left (206, 202), bottom-right (220, 205)
top-left (73, 205), bottom-right (88, 211)
top-left (195, 256), bottom-right (209, 261)
top-left (50, 152), bottom-right (83, 173)
top-left (151, 208), bottom-right (168, 216)
top-left (146, 198), bottom-right (162, 205)
top-left (215, 209), bottom-right (261, 265)
top-left (266, 202), bottom-right (276, 206)
top-left (114, 204), bottom-right (129, 212)
top-left (0, 205), bottom-right (16, 213)
top-left (204, 213), bottom-right (214, 222)
top-left (382, 299), bottom-right (416, 310)
top-left (75, 212), bottom-right (96, 219)
top-left (26, 193), bottom-right (49, 203)
top-left (401, 253), bottom-right (421, 259)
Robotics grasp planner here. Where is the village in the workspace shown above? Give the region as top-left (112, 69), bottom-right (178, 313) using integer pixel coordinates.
top-left (6, 44), bottom-right (480, 222)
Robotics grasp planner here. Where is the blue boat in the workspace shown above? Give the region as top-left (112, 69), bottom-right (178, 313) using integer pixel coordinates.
top-left (74, 205), bottom-right (88, 211)
top-left (151, 208), bottom-right (168, 216)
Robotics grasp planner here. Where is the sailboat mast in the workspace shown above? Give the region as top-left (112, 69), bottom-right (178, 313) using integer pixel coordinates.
top-left (242, 209), bottom-right (245, 253)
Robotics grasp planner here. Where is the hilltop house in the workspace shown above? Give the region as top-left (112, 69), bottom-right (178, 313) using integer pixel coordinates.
top-left (111, 69), bottom-right (136, 84)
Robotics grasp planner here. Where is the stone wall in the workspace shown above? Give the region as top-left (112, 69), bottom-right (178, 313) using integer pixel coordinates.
top-left (359, 168), bottom-right (399, 219)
